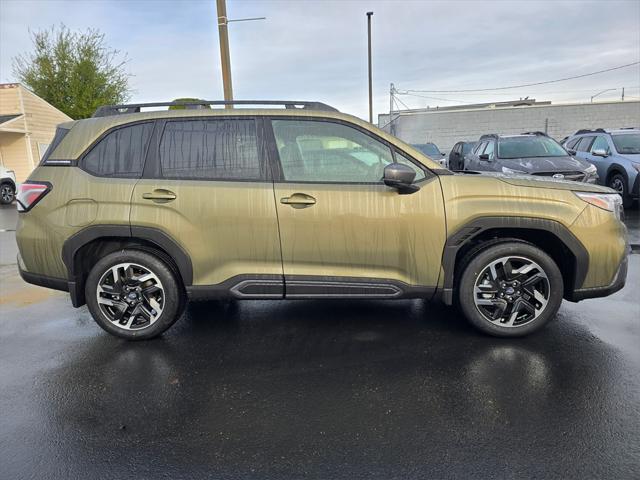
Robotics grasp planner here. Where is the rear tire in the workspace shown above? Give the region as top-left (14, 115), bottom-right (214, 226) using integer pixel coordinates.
top-left (85, 249), bottom-right (185, 340)
top-left (0, 182), bottom-right (15, 205)
top-left (457, 241), bottom-right (563, 337)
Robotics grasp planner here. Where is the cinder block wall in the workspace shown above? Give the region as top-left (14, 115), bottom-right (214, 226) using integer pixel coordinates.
top-left (378, 101), bottom-right (640, 152)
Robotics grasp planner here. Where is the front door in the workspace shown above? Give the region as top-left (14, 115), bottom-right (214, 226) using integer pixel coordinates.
top-left (130, 117), bottom-right (283, 295)
top-left (268, 118), bottom-right (447, 298)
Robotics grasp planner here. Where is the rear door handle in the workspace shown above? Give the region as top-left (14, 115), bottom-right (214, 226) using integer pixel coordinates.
top-left (280, 193), bottom-right (316, 208)
top-left (142, 189), bottom-right (177, 203)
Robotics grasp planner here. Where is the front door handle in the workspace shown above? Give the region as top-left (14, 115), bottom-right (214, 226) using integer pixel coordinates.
top-left (142, 189), bottom-right (177, 203)
top-left (280, 193), bottom-right (316, 208)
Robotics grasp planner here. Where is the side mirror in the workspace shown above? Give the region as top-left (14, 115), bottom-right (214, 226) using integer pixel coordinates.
top-left (383, 163), bottom-right (419, 194)
top-left (479, 153), bottom-right (490, 161)
top-left (592, 148), bottom-right (609, 157)
top-left (567, 149), bottom-right (577, 155)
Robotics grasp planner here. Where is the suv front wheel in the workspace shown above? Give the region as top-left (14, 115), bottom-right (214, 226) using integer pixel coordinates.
top-left (0, 182), bottom-right (15, 205)
top-left (458, 241), bottom-right (564, 337)
top-left (85, 249), bottom-right (185, 340)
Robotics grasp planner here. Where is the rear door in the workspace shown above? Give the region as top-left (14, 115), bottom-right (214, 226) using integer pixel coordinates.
top-left (130, 117), bottom-right (283, 294)
top-left (267, 117), bottom-right (446, 297)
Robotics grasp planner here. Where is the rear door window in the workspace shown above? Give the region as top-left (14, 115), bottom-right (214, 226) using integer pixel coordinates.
top-left (158, 119), bottom-right (266, 180)
top-left (82, 122), bottom-right (154, 177)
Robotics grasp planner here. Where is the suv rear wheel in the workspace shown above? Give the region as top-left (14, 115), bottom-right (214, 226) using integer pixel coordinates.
top-left (85, 249), bottom-right (185, 340)
top-left (0, 182), bottom-right (15, 205)
top-left (458, 241), bottom-right (563, 337)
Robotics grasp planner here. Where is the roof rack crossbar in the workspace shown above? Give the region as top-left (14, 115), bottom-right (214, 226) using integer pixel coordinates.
top-left (574, 128), bottom-right (606, 135)
top-left (93, 100), bottom-right (339, 117)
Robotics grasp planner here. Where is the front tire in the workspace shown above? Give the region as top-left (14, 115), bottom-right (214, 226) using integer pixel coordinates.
top-left (85, 249), bottom-right (185, 340)
top-left (608, 172), bottom-right (632, 209)
top-left (458, 241), bottom-right (563, 337)
top-left (0, 182), bottom-right (15, 204)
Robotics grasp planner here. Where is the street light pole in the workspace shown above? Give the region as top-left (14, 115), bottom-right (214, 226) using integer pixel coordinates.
top-left (216, 0), bottom-right (233, 108)
top-left (590, 88), bottom-right (616, 103)
top-left (367, 11), bottom-right (374, 123)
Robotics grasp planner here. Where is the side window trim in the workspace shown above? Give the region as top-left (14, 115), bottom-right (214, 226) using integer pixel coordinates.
top-left (79, 120), bottom-right (155, 178)
top-left (264, 116), bottom-right (433, 185)
top-left (147, 116), bottom-right (270, 182)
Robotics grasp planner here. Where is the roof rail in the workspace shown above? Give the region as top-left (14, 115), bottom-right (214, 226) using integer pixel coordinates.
top-left (574, 128), bottom-right (606, 135)
top-left (521, 131), bottom-right (548, 136)
top-left (92, 100), bottom-right (339, 118)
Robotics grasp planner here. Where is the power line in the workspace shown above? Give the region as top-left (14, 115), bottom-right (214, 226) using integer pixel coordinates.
top-left (402, 62), bottom-right (640, 93)
top-left (398, 91), bottom-right (468, 104)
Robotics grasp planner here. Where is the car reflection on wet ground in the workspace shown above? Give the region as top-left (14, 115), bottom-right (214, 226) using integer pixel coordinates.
top-left (1, 205), bottom-right (639, 479)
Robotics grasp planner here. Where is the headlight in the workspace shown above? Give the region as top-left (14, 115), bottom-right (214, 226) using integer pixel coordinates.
top-left (501, 166), bottom-right (526, 175)
top-left (584, 164), bottom-right (597, 175)
top-left (575, 192), bottom-right (623, 218)
top-left (632, 163), bottom-right (640, 173)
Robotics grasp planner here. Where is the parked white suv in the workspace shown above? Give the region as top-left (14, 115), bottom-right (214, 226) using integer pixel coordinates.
top-left (0, 166), bottom-right (17, 204)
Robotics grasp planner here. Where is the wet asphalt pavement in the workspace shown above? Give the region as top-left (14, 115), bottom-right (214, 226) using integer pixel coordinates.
top-left (0, 205), bottom-right (639, 479)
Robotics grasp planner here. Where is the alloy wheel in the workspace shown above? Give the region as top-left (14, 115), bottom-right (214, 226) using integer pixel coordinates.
top-left (1, 185), bottom-right (14, 203)
top-left (96, 263), bottom-right (165, 330)
top-left (609, 177), bottom-right (625, 195)
top-left (473, 256), bottom-right (550, 328)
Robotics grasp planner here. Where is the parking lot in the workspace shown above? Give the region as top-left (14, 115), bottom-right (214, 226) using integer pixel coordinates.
top-left (0, 204), bottom-right (638, 479)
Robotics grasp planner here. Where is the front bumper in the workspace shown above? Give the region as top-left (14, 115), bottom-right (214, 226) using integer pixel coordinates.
top-left (567, 247), bottom-right (629, 302)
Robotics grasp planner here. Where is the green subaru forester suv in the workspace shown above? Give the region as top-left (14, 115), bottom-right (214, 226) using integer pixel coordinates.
top-left (16, 100), bottom-right (628, 340)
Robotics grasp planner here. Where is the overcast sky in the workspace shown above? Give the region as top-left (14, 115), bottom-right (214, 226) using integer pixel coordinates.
top-left (1, 0), bottom-right (639, 119)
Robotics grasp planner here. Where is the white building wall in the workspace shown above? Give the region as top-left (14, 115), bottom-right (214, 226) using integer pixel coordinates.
top-left (378, 100), bottom-right (640, 153)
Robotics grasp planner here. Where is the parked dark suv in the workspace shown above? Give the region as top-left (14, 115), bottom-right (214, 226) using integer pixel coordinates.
top-left (448, 141), bottom-right (476, 171)
top-left (465, 132), bottom-right (598, 183)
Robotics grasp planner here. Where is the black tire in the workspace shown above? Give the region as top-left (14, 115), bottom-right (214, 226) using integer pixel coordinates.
top-left (0, 182), bottom-right (15, 205)
top-left (457, 241), bottom-right (563, 337)
top-left (608, 172), bottom-right (632, 209)
top-left (85, 249), bottom-right (185, 340)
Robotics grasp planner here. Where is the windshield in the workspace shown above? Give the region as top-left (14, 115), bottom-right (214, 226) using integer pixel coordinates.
top-left (497, 136), bottom-right (567, 159)
top-left (612, 133), bottom-right (640, 154)
top-left (413, 143), bottom-right (442, 157)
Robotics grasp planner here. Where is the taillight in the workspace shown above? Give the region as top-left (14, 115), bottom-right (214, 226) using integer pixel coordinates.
top-left (16, 182), bottom-right (52, 212)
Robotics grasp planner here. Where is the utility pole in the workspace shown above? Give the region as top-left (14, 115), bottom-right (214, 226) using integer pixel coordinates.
top-left (622, 87), bottom-right (625, 101)
top-left (366, 12), bottom-right (373, 123)
top-left (215, 0), bottom-right (265, 109)
top-left (216, 0), bottom-right (233, 108)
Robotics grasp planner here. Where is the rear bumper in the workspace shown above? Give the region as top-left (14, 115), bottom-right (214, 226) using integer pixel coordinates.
top-left (18, 254), bottom-right (85, 307)
top-left (567, 247), bottom-right (629, 302)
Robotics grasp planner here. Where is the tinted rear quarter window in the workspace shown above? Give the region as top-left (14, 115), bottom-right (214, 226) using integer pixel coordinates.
top-left (40, 127), bottom-right (70, 164)
top-left (158, 119), bottom-right (264, 180)
top-left (83, 122), bottom-right (153, 177)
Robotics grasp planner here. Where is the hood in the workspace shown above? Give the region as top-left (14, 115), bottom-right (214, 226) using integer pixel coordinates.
top-left (496, 174), bottom-right (614, 193)
top-left (498, 155), bottom-right (590, 173)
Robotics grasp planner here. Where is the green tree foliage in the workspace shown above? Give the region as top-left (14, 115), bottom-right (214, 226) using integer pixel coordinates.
top-left (169, 98), bottom-right (211, 110)
top-left (13, 25), bottom-right (130, 119)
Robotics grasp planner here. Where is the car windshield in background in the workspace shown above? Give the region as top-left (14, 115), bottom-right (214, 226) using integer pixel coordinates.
top-left (414, 143), bottom-right (441, 157)
top-left (612, 133), bottom-right (640, 154)
top-left (498, 136), bottom-right (568, 159)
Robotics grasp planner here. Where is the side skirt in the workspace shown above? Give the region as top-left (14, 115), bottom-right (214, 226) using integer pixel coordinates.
top-left (186, 274), bottom-right (436, 301)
